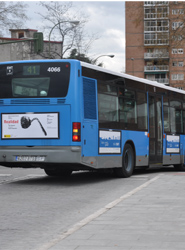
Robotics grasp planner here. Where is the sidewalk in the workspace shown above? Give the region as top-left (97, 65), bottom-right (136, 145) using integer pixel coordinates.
top-left (42, 172), bottom-right (185, 250)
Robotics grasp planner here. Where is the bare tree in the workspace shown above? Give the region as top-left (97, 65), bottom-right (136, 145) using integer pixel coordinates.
top-left (0, 1), bottom-right (28, 36)
top-left (37, 1), bottom-right (99, 59)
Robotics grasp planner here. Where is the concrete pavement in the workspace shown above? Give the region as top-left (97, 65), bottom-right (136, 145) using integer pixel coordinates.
top-left (38, 171), bottom-right (185, 250)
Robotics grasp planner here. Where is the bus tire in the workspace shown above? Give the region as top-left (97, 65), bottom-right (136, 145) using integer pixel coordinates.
top-left (44, 168), bottom-right (72, 177)
top-left (115, 144), bottom-right (134, 178)
top-left (174, 164), bottom-right (185, 171)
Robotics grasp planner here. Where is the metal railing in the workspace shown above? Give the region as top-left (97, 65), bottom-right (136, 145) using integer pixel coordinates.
top-left (156, 78), bottom-right (169, 84)
top-left (144, 52), bottom-right (169, 59)
top-left (144, 1), bottom-right (169, 6)
top-left (144, 13), bottom-right (169, 19)
top-left (144, 39), bottom-right (169, 45)
top-left (144, 26), bottom-right (169, 32)
top-left (144, 65), bottom-right (169, 71)
top-left (146, 78), bottom-right (169, 84)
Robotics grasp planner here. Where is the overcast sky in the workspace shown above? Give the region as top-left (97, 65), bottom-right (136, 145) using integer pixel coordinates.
top-left (24, 1), bottom-right (125, 73)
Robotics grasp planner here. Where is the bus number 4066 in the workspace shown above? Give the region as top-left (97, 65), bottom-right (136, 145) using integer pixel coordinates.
top-left (47, 67), bottom-right (61, 72)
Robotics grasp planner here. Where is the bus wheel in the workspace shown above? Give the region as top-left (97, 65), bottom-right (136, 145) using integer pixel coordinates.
top-left (174, 164), bottom-right (185, 171)
top-left (115, 144), bottom-right (134, 178)
top-left (44, 168), bottom-right (72, 177)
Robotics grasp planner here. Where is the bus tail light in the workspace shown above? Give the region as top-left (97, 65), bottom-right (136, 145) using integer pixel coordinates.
top-left (72, 122), bottom-right (81, 142)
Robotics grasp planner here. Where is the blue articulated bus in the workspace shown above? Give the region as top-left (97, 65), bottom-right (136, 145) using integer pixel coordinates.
top-left (0, 59), bottom-right (185, 177)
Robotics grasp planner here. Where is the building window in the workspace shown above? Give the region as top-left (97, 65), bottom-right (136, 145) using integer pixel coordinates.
top-left (179, 74), bottom-right (183, 80)
top-left (172, 49), bottom-right (178, 54)
top-left (171, 74), bottom-right (184, 80)
top-left (172, 48), bottom-right (183, 54)
top-left (145, 33), bottom-right (169, 45)
top-left (171, 74), bottom-right (177, 80)
top-left (179, 74), bottom-right (184, 80)
top-left (172, 35), bottom-right (183, 41)
top-left (172, 22), bottom-right (183, 30)
top-left (172, 9), bottom-right (184, 15)
top-left (172, 9), bottom-right (178, 14)
top-left (178, 48), bottom-right (183, 54)
top-left (18, 32), bottom-right (24, 39)
top-left (179, 61), bottom-right (183, 67)
top-left (172, 61), bottom-right (177, 66)
top-left (179, 9), bottom-right (184, 14)
top-left (172, 61), bottom-right (184, 67)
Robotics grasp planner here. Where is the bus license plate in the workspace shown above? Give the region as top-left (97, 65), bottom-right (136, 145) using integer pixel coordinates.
top-left (16, 156), bottom-right (45, 162)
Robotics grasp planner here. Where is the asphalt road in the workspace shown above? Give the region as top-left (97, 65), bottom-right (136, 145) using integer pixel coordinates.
top-left (0, 165), bottom-right (176, 250)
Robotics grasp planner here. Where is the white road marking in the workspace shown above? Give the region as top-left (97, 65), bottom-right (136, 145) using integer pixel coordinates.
top-left (37, 174), bottom-right (161, 250)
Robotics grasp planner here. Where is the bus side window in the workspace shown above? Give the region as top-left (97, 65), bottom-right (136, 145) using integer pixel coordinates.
top-left (137, 92), bottom-right (147, 130)
top-left (170, 100), bottom-right (183, 134)
top-left (98, 93), bottom-right (119, 122)
top-left (119, 98), bottom-right (137, 125)
top-left (163, 98), bottom-right (170, 133)
top-left (163, 106), bottom-right (170, 133)
top-left (119, 88), bottom-right (137, 127)
top-left (175, 109), bottom-right (183, 134)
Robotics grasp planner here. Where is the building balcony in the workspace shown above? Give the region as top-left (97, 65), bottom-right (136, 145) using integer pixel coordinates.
top-left (146, 77), bottom-right (169, 85)
top-left (144, 52), bottom-right (169, 59)
top-left (144, 26), bottom-right (169, 32)
top-left (144, 39), bottom-right (169, 45)
top-left (144, 65), bottom-right (169, 72)
top-left (144, 1), bottom-right (169, 6)
top-left (156, 78), bottom-right (169, 84)
top-left (144, 13), bottom-right (169, 19)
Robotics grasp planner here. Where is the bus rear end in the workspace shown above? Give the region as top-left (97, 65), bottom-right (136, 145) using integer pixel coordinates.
top-left (0, 60), bottom-right (84, 176)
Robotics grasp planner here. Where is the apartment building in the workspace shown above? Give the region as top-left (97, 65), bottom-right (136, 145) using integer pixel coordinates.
top-left (126, 1), bottom-right (185, 89)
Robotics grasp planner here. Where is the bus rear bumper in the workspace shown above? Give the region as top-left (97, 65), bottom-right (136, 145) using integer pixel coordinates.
top-left (0, 146), bottom-right (82, 168)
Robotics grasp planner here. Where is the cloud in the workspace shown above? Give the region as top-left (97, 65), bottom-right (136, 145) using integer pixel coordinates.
top-left (73, 1), bottom-right (125, 72)
top-left (24, 1), bottom-right (125, 73)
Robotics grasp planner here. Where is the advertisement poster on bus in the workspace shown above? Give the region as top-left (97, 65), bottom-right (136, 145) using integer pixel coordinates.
top-left (99, 130), bottom-right (121, 154)
top-left (2, 113), bottom-right (59, 139)
top-left (166, 135), bottom-right (180, 153)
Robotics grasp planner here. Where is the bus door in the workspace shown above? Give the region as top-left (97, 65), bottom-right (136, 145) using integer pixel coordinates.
top-left (149, 95), bottom-right (163, 164)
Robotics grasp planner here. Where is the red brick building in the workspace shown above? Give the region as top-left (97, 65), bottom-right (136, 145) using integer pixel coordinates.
top-left (126, 1), bottom-right (185, 89)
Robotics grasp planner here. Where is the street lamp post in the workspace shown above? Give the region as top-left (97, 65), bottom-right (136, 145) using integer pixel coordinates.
top-left (93, 54), bottom-right (115, 64)
top-left (48, 20), bottom-right (79, 59)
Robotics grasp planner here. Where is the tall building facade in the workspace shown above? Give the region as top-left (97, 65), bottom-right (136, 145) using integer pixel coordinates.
top-left (126, 1), bottom-right (185, 89)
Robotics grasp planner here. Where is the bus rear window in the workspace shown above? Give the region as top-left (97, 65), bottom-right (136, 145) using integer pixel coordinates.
top-left (0, 62), bottom-right (70, 98)
top-left (12, 78), bottom-right (50, 97)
